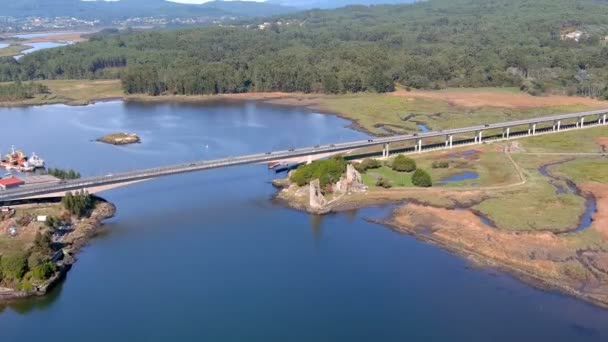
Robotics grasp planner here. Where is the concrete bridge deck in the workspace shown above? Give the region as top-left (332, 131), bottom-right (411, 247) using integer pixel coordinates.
top-left (0, 108), bottom-right (606, 202)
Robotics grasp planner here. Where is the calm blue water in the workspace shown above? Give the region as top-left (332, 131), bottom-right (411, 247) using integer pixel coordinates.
top-left (1, 101), bottom-right (608, 341)
top-left (417, 123), bottom-right (430, 133)
top-left (21, 42), bottom-right (71, 55)
top-left (10, 32), bottom-right (79, 39)
top-left (440, 171), bottom-right (480, 182)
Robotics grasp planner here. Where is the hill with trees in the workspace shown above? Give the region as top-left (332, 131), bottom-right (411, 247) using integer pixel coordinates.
top-left (3, 0), bottom-right (608, 97)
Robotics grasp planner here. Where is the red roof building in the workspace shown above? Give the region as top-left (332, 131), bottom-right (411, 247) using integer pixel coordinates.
top-left (0, 177), bottom-right (24, 190)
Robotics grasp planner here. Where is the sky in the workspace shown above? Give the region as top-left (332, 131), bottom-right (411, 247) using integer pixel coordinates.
top-left (167, 0), bottom-right (268, 3)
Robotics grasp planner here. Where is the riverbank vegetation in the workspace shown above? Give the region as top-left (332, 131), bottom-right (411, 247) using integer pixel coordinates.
top-left (279, 124), bottom-right (608, 306)
top-left (290, 156), bottom-right (347, 189)
top-left (0, 81), bottom-right (48, 102)
top-left (43, 168), bottom-right (81, 180)
top-left (0, 44), bottom-right (30, 58)
top-left (0, 200), bottom-right (115, 299)
top-left (4, 0), bottom-right (608, 98)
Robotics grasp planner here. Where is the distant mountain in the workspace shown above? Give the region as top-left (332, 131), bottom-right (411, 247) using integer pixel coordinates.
top-left (267, 0), bottom-right (418, 9)
top-left (0, 0), bottom-right (296, 20)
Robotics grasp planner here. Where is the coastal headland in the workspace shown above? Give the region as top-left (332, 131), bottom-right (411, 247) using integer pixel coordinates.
top-left (0, 197), bottom-right (115, 302)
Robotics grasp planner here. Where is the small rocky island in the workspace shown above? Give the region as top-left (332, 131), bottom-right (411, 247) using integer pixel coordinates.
top-left (97, 132), bottom-right (140, 145)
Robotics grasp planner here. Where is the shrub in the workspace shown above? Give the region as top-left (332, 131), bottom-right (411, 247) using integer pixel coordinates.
top-left (432, 160), bottom-right (450, 169)
top-left (412, 169), bottom-right (433, 187)
top-left (1, 252), bottom-right (29, 281)
top-left (32, 262), bottom-right (57, 280)
top-left (354, 158), bottom-right (382, 173)
top-left (18, 279), bottom-right (33, 291)
top-left (391, 155), bottom-right (416, 172)
top-left (375, 177), bottom-right (392, 188)
top-left (290, 156), bottom-right (347, 188)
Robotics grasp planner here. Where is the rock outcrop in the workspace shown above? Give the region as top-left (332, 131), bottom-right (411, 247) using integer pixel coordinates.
top-left (97, 133), bottom-right (140, 145)
top-left (309, 179), bottom-right (328, 209)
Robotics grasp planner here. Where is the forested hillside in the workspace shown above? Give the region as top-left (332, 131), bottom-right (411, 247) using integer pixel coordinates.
top-left (3, 0), bottom-right (608, 97)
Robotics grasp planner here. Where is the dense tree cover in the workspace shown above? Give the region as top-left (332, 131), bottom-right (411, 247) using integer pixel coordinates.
top-left (290, 156), bottom-right (347, 188)
top-left (412, 169), bottom-right (433, 187)
top-left (0, 80), bottom-right (48, 102)
top-left (3, 0), bottom-right (608, 96)
top-left (44, 168), bottom-right (82, 180)
top-left (391, 155), bottom-right (416, 172)
top-left (62, 191), bottom-right (94, 217)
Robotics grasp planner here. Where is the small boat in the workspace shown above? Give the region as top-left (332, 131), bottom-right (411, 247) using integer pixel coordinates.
top-left (268, 161), bottom-right (281, 169)
top-left (28, 153), bottom-right (45, 168)
top-left (20, 161), bottom-right (34, 172)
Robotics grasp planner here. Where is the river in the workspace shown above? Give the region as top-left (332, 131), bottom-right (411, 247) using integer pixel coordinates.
top-left (1, 101), bottom-right (608, 341)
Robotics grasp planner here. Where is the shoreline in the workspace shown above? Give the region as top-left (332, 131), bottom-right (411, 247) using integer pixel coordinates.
top-left (273, 155), bottom-right (608, 309)
top-left (0, 200), bottom-right (116, 303)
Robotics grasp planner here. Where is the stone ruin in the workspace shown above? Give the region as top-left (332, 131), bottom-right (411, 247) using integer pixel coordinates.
top-left (309, 164), bottom-right (368, 209)
top-left (309, 179), bottom-right (328, 209)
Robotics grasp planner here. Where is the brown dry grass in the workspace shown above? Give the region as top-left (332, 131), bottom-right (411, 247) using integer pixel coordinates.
top-left (582, 183), bottom-right (608, 239)
top-left (392, 88), bottom-right (607, 109)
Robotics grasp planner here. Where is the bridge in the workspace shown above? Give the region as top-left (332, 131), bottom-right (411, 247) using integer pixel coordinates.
top-left (1, 109), bottom-right (606, 202)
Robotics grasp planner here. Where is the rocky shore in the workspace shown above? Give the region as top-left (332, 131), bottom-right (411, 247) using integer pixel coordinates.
top-left (0, 201), bottom-right (116, 302)
top-left (97, 132), bottom-right (140, 145)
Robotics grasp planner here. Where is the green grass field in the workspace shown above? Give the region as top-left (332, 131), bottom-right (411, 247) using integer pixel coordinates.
top-left (472, 154), bottom-right (586, 232)
top-left (360, 148), bottom-right (519, 189)
top-left (520, 126), bottom-right (607, 153)
top-left (317, 90), bottom-right (601, 135)
top-left (0, 79), bottom-right (123, 106)
top-left (0, 44), bottom-right (30, 57)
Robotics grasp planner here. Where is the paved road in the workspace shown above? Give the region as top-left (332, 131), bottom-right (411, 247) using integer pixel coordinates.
top-left (1, 108), bottom-right (607, 201)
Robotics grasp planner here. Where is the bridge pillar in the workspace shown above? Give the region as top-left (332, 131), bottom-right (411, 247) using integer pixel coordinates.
top-left (478, 130), bottom-right (483, 144)
top-left (307, 155), bottom-right (312, 165)
top-left (603, 114), bottom-right (607, 125)
top-left (528, 123), bottom-right (536, 136)
top-left (502, 127), bottom-right (510, 139)
top-left (474, 131), bottom-right (479, 144)
top-left (445, 135), bottom-right (453, 148)
top-left (416, 138), bottom-right (422, 153)
top-left (580, 116), bottom-right (585, 128)
top-left (557, 120), bottom-right (561, 131)
top-left (384, 143), bottom-right (390, 158)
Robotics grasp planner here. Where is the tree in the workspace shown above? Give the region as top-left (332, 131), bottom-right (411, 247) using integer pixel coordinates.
top-left (32, 262), bottom-right (57, 280)
top-left (391, 155), bottom-right (416, 172)
top-left (290, 156), bottom-right (347, 188)
top-left (412, 169), bottom-right (433, 187)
